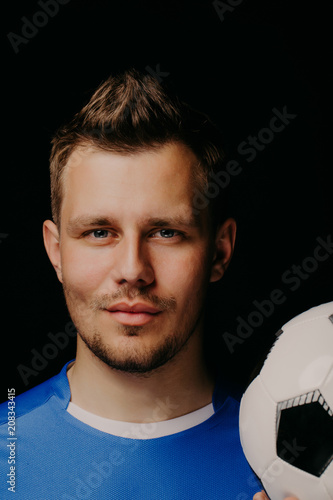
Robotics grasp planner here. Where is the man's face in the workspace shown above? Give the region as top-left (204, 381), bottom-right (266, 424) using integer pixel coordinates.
top-left (44, 142), bottom-right (230, 373)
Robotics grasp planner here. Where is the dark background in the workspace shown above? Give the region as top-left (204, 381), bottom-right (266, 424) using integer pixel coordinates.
top-left (1, 0), bottom-right (332, 397)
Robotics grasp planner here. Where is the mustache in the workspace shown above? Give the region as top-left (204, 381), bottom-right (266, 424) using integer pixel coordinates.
top-left (90, 287), bottom-right (177, 313)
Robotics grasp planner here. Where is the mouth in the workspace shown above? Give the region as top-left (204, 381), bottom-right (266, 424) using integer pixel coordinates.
top-left (105, 302), bottom-right (163, 326)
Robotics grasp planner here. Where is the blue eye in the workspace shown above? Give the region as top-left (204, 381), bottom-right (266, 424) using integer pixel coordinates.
top-left (159, 229), bottom-right (176, 238)
top-left (92, 230), bottom-right (110, 238)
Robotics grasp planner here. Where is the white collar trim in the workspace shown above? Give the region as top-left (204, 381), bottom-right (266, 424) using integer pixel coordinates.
top-left (67, 401), bottom-right (215, 439)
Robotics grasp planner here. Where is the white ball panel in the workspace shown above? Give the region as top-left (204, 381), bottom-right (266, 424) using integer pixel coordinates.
top-left (239, 376), bottom-right (277, 475)
top-left (282, 301), bottom-right (333, 330)
top-left (261, 458), bottom-right (331, 500)
top-left (260, 317), bottom-right (333, 401)
top-left (299, 356), bottom-right (333, 390)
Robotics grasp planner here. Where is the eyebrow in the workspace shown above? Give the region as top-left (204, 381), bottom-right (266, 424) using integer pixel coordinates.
top-left (66, 214), bottom-right (200, 233)
top-left (145, 216), bottom-right (199, 228)
top-left (66, 216), bottom-right (113, 233)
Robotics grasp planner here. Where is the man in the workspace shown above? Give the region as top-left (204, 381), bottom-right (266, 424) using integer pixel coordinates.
top-left (0, 69), bottom-right (298, 499)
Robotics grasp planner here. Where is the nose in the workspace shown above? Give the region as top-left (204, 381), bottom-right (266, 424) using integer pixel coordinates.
top-left (112, 234), bottom-right (155, 287)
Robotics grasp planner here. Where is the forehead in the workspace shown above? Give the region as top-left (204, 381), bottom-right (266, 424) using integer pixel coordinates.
top-left (61, 142), bottom-right (201, 225)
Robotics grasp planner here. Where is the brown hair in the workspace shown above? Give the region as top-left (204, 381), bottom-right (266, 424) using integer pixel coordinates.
top-left (49, 69), bottom-right (228, 228)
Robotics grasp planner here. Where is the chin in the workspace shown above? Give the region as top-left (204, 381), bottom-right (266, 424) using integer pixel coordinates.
top-left (79, 327), bottom-right (187, 375)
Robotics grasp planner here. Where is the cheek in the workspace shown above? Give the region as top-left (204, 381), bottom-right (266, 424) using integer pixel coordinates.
top-left (61, 244), bottom-right (109, 295)
top-left (155, 248), bottom-right (210, 299)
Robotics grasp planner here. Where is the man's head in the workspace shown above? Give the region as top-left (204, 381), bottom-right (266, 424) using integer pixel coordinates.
top-left (49, 68), bottom-right (228, 231)
top-left (44, 69), bottom-right (236, 375)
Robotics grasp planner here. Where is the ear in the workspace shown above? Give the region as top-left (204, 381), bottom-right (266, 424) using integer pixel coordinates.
top-left (43, 220), bottom-right (63, 283)
top-left (209, 218), bottom-right (236, 283)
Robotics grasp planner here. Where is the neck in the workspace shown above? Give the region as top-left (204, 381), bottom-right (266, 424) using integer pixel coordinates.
top-left (67, 328), bottom-right (214, 423)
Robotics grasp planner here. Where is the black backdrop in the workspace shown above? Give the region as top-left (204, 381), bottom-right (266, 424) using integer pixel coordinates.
top-left (2, 0), bottom-right (332, 397)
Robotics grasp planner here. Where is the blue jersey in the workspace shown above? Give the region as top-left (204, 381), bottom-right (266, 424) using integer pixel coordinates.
top-left (0, 361), bottom-right (260, 499)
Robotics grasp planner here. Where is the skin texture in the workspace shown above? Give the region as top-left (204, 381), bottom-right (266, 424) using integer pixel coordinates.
top-left (43, 142), bottom-right (236, 422)
top-left (43, 141), bottom-right (300, 500)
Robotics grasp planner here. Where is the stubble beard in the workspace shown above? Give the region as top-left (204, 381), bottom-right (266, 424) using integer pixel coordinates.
top-left (79, 323), bottom-right (196, 375)
top-left (63, 283), bottom-right (204, 375)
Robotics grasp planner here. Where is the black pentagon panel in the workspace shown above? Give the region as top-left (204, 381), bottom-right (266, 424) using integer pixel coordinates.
top-left (276, 393), bottom-right (333, 477)
top-left (329, 314), bottom-right (333, 324)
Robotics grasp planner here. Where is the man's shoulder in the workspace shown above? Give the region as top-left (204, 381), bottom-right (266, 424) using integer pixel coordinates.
top-left (0, 361), bottom-right (72, 426)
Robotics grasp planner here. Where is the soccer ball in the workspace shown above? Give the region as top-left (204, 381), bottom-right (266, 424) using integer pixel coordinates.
top-left (239, 302), bottom-right (333, 500)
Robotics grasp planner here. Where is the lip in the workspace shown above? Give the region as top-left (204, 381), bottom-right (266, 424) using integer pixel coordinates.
top-left (106, 302), bottom-right (162, 326)
top-left (107, 302), bottom-right (161, 314)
